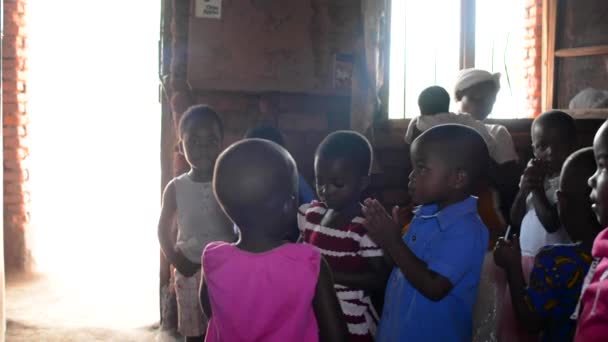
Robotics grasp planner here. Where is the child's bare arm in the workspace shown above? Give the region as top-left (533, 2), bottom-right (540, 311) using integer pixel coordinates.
top-left (362, 199), bottom-right (454, 301)
top-left (333, 257), bottom-right (391, 292)
top-left (199, 273), bottom-right (212, 319)
top-left (511, 160), bottom-right (544, 231)
top-left (158, 181), bottom-right (199, 276)
top-left (494, 238), bottom-right (543, 333)
top-left (530, 189), bottom-right (560, 233)
top-left (510, 189), bottom-right (529, 232)
top-left (313, 258), bottom-right (348, 342)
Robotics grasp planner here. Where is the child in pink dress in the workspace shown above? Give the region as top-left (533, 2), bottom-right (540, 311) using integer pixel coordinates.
top-left (574, 120), bottom-right (608, 342)
top-left (200, 139), bottom-right (347, 342)
top-left (298, 131), bottom-right (391, 341)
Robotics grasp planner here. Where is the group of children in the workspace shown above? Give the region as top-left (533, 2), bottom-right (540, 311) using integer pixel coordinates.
top-left (158, 85), bottom-right (608, 341)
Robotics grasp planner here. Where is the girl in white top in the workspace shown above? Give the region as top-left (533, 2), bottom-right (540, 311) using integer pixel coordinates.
top-left (503, 111), bottom-right (577, 341)
top-left (158, 105), bottom-right (236, 341)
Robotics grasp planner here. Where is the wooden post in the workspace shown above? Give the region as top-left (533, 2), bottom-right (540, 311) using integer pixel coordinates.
top-left (460, 0), bottom-right (476, 69)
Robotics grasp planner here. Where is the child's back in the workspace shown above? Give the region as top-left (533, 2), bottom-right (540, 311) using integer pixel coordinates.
top-left (201, 139), bottom-right (347, 342)
top-left (203, 242), bottom-right (320, 341)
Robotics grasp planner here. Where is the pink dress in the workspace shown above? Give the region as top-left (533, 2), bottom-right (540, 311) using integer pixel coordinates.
top-left (202, 241), bottom-right (321, 342)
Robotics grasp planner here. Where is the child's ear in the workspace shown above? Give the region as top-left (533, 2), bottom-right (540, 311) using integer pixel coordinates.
top-left (177, 141), bottom-right (185, 155)
top-left (451, 169), bottom-right (469, 190)
top-left (359, 175), bottom-right (371, 192)
top-left (556, 190), bottom-right (566, 207)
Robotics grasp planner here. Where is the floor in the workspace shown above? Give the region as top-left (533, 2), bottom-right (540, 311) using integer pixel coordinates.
top-left (6, 272), bottom-right (178, 342)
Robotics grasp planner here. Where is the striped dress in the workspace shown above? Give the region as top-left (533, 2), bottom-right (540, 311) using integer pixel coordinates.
top-left (298, 201), bottom-right (383, 341)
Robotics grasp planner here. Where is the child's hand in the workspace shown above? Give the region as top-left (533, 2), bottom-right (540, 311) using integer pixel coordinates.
top-left (173, 248), bottom-right (201, 277)
top-left (361, 198), bottom-right (402, 249)
top-left (521, 159), bottom-right (546, 193)
top-left (493, 236), bottom-right (522, 270)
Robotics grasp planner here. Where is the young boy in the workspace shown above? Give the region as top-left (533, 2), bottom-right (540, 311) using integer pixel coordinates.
top-left (363, 124), bottom-right (490, 341)
top-left (574, 120), bottom-right (608, 341)
top-left (494, 147), bottom-right (600, 341)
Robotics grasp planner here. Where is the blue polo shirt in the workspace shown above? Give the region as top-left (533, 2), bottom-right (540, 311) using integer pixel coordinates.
top-left (376, 196), bottom-right (488, 342)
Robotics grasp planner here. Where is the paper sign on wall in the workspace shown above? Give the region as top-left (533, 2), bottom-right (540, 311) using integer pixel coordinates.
top-left (195, 0), bottom-right (222, 19)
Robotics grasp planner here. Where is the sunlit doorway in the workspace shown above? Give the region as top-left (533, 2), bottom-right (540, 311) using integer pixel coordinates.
top-left (13, 0), bottom-right (162, 334)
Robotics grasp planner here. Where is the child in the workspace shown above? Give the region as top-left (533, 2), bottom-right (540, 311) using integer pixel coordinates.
top-left (363, 124), bottom-right (490, 341)
top-left (404, 86), bottom-right (505, 235)
top-left (236, 122), bottom-right (316, 241)
top-left (158, 105), bottom-right (236, 341)
top-left (494, 147), bottom-right (600, 341)
top-left (511, 111), bottom-right (577, 268)
top-left (200, 139), bottom-right (347, 342)
top-left (504, 110), bottom-right (577, 341)
top-left (573, 120), bottom-right (608, 341)
top-left (298, 131), bottom-right (390, 341)
top-left (405, 86), bottom-right (497, 161)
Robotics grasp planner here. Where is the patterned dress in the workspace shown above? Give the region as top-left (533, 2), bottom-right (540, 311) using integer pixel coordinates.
top-left (525, 243), bottom-right (592, 342)
top-left (298, 201), bottom-right (383, 341)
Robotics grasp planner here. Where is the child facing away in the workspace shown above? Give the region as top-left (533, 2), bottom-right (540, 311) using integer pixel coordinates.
top-left (494, 147), bottom-right (600, 341)
top-left (573, 120), bottom-right (608, 341)
top-left (504, 110), bottom-right (578, 341)
top-left (405, 85), bottom-right (497, 161)
top-left (199, 138), bottom-right (347, 342)
top-left (234, 122), bottom-right (316, 241)
top-left (298, 131), bottom-right (391, 341)
top-left (158, 105), bottom-right (237, 341)
top-left (363, 124), bottom-right (490, 341)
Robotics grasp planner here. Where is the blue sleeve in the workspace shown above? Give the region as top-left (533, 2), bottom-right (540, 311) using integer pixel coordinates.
top-left (427, 222), bottom-right (488, 286)
top-left (298, 174), bottom-right (316, 204)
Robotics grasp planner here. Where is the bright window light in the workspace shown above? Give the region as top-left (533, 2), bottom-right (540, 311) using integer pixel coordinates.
top-left (389, 0), bottom-right (460, 119)
top-left (476, 0), bottom-right (527, 118)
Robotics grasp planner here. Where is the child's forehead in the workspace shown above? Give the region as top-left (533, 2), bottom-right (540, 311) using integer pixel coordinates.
top-left (184, 119), bottom-right (221, 136)
top-left (316, 155), bottom-right (359, 173)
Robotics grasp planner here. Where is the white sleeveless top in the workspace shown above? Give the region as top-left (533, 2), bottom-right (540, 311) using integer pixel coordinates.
top-left (174, 173), bottom-right (234, 263)
top-left (519, 175), bottom-right (571, 257)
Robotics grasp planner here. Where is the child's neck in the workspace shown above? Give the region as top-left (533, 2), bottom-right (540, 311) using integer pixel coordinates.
top-left (436, 192), bottom-right (469, 211)
top-left (322, 201), bottom-right (361, 228)
top-left (188, 168), bottom-right (213, 183)
top-left (236, 232), bottom-right (287, 253)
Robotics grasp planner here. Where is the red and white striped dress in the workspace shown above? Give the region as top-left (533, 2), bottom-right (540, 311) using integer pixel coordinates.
top-left (298, 201), bottom-right (383, 341)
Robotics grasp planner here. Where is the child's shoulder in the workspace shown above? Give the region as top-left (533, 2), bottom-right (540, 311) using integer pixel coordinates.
top-left (536, 243), bottom-right (588, 263)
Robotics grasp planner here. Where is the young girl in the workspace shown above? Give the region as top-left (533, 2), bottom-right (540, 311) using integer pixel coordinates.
top-left (298, 131), bottom-right (390, 341)
top-left (504, 110), bottom-right (578, 341)
top-left (200, 139), bottom-right (347, 342)
top-left (158, 105), bottom-right (236, 341)
top-left (574, 120), bottom-right (608, 341)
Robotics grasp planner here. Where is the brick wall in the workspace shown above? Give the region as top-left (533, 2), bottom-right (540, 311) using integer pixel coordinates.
top-left (524, 0), bottom-right (542, 117)
top-left (3, 0), bottom-right (31, 272)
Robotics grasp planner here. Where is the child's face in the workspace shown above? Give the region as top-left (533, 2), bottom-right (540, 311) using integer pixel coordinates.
top-left (532, 123), bottom-right (574, 174)
top-left (408, 141), bottom-right (454, 206)
top-left (181, 120), bottom-right (222, 174)
top-left (315, 156), bottom-right (365, 211)
top-left (589, 124), bottom-right (608, 226)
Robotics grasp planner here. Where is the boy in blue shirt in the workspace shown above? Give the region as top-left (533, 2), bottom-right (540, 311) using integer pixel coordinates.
top-left (362, 124), bottom-right (490, 341)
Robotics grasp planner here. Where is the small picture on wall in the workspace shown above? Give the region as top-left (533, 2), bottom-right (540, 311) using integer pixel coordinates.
top-left (333, 53), bottom-right (354, 90)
